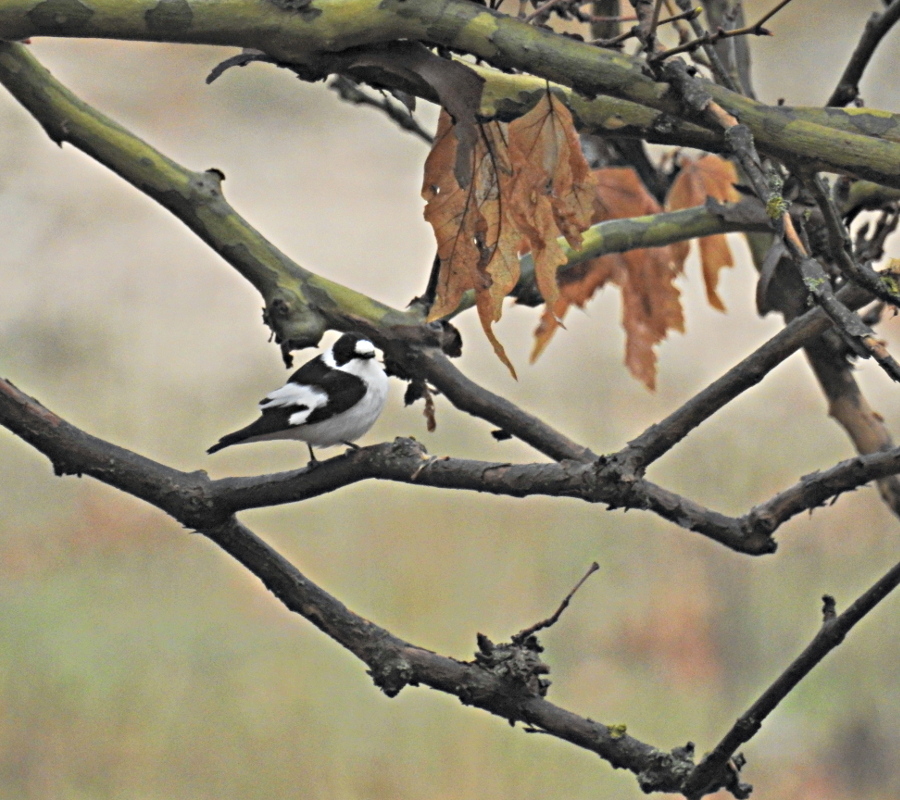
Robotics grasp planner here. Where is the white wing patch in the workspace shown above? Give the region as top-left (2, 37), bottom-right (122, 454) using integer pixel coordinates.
top-left (259, 382), bottom-right (327, 427)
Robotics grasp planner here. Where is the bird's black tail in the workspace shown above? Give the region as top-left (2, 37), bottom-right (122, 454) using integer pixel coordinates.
top-left (206, 432), bottom-right (243, 455)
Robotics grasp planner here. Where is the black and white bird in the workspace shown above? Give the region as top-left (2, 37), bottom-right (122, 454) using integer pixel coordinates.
top-left (207, 333), bottom-right (388, 462)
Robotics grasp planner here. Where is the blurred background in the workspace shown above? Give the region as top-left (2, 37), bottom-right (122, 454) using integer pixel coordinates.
top-left (1, 1), bottom-right (899, 797)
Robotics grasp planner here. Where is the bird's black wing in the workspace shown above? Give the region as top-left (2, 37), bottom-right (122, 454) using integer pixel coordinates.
top-left (207, 359), bottom-right (368, 454)
top-left (285, 354), bottom-right (332, 386)
top-left (304, 369), bottom-right (367, 423)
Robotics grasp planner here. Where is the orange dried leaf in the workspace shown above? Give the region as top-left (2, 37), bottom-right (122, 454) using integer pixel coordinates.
top-left (666, 154), bottom-right (739, 310)
top-left (422, 111), bottom-right (520, 376)
top-left (532, 167), bottom-right (683, 389)
top-left (423, 113), bottom-right (518, 319)
top-left (508, 92), bottom-right (598, 309)
top-left (422, 93), bottom-right (599, 377)
top-left (594, 166), bottom-right (662, 222)
top-left (618, 248), bottom-right (684, 390)
top-left (697, 234), bottom-right (734, 311)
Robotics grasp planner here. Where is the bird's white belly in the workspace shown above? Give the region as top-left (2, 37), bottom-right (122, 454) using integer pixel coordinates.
top-left (292, 368), bottom-right (388, 447)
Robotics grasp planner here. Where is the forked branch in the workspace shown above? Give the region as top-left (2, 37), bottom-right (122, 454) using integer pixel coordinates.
top-left (683, 559), bottom-right (900, 798)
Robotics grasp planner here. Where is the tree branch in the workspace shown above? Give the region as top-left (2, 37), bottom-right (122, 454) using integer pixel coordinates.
top-left (4, 0), bottom-right (900, 187)
top-left (8, 373), bottom-right (900, 558)
top-left (747, 446), bottom-right (900, 530)
top-left (827, 0), bottom-right (900, 108)
top-left (0, 376), bottom-right (711, 796)
top-left (683, 557), bottom-right (900, 798)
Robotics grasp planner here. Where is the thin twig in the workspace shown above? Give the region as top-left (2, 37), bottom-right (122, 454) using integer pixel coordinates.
top-left (590, 5), bottom-right (700, 45)
top-left (647, 0), bottom-right (665, 40)
top-left (747, 0), bottom-right (796, 32)
top-left (662, 0), bottom-right (740, 90)
top-left (828, 0), bottom-right (900, 107)
top-left (683, 556), bottom-right (900, 798)
top-left (328, 76), bottom-right (435, 144)
top-left (513, 562), bottom-right (600, 642)
top-left (804, 172), bottom-right (900, 309)
top-left (524, 0), bottom-right (570, 23)
top-left (653, 0), bottom-right (795, 66)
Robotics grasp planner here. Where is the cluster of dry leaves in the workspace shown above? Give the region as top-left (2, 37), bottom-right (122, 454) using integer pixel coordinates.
top-left (422, 91), bottom-right (739, 388)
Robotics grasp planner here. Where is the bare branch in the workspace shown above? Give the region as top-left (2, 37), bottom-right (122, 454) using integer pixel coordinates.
top-left (0, 377), bottom-right (702, 795)
top-left (804, 173), bottom-right (900, 308)
top-left (664, 0), bottom-right (742, 90)
top-left (828, 0), bottom-right (900, 107)
top-left (654, 0), bottom-right (794, 66)
top-left (7, 374), bottom-right (900, 555)
top-left (328, 76), bottom-right (434, 144)
top-left (618, 283), bottom-right (874, 472)
top-left (512, 562), bottom-right (600, 642)
top-left (590, 4), bottom-right (700, 46)
top-left (747, 447), bottom-right (900, 531)
top-left (683, 556), bottom-right (900, 798)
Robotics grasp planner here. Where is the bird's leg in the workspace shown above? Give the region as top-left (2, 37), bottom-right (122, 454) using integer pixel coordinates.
top-left (341, 441), bottom-right (361, 450)
top-left (306, 443), bottom-right (320, 467)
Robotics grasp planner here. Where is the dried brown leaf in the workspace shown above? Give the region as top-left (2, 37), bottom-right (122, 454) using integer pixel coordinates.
top-left (531, 167), bottom-right (683, 390)
top-left (508, 92), bottom-right (598, 309)
top-left (422, 111), bottom-right (519, 376)
top-left (666, 154), bottom-right (740, 310)
top-left (422, 92), bottom-right (598, 377)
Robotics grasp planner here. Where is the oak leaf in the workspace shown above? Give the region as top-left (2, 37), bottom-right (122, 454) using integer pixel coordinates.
top-left (665, 154), bottom-right (740, 311)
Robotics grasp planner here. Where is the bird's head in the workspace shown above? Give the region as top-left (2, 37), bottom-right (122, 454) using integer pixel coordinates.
top-left (331, 333), bottom-right (377, 366)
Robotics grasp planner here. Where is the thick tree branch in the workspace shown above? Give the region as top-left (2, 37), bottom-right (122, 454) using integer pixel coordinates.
top-left (4, 1), bottom-right (900, 187)
top-left (0, 376), bottom-right (712, 795)
top-left (7, 375), bottom-right (900, 557)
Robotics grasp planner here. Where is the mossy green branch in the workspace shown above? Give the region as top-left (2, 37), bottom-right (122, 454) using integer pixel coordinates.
top-left (472, 64), bottom-right (900, 163)
top-left (445, 202), bottom-right (772, 316)
top-left (0, 38), bottom-right (779, 331)
top-left (0, 40), bottom-right (419, 349)
top-left (3, 0), bottom-right (900, 187)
